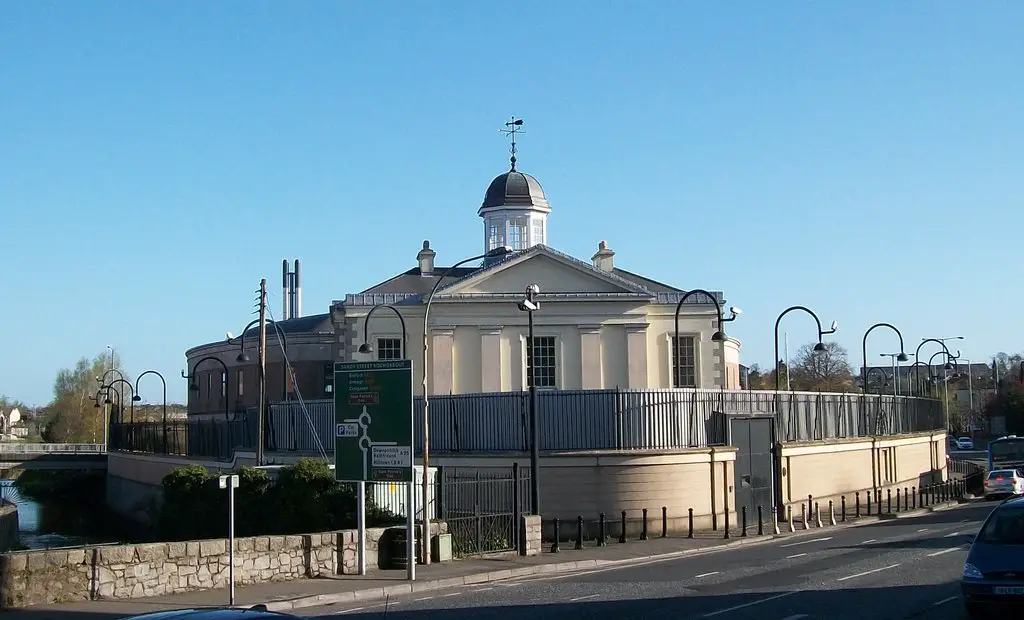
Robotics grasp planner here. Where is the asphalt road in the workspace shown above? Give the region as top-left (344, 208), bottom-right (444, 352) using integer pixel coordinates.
top-left (303, 502), bottom-right (996, 620)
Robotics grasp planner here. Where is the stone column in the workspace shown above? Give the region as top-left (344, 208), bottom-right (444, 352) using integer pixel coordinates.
top-left (579, 325), bottom-right (603, 389)
top-left (479, 326), bottom-right (503, 393)
top-left (430, 328), bottom-right (455, 395)
top-left (625, 324), bottom-right (649, 389)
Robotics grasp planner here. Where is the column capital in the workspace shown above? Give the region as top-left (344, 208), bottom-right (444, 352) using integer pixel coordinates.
top-left (624, 323), bottom-right (649, 334)
top-left (478, 325), bottom-right (504, 336)
top-left (579, 324), bottom-right (603, 334)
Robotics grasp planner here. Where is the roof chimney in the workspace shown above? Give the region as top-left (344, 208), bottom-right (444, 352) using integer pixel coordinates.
top-left (592, 240), bottom-right (615, 272)
top-left (417, 240), bottom-right (436, 276)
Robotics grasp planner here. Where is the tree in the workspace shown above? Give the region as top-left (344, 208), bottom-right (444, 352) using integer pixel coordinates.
top-left (788, 341), bottom-right (854, 392)
top-left (42, 350), bottom-right (128, 443)
top-left (984, 382), bottom-right (1024, 435)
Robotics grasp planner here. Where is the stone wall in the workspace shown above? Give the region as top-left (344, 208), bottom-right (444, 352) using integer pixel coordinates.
top-left (0, 523), bottom-right (446, 609)
top-left (0, 501), bottom-right (17, 553)
top-left (518, 515), bottom-right (541, 556)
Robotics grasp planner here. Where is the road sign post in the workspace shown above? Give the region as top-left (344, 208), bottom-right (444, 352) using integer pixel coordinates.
top-left (334, 359), bottom-right (415, 581)
top-left (218, 474), bottom-right (239, 605)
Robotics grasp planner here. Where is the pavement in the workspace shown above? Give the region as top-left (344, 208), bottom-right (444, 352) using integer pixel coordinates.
top-left (0, 495), bottom-right (979, 619)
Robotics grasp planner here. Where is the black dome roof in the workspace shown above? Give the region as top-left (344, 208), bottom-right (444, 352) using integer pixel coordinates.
top-left (479, 170), bottom-right (550, 213)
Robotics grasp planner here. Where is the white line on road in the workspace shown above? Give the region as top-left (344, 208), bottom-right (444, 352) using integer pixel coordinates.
top-left (933, 596), bottom-right (958, 606)
top-left (472, 587), bottom-right (494, 592)
top-left (695, 571), bottom-right (719, 578)
top-left (780, 536), bottom-right (832, 548)
top-left (780, 615), bottom-right (809, 620)
top-left (337, 607), bottom-right (368, 614)
top-left (836, 564), bottom-right (900, 582)
top-left (917, 528), bottom-right (929, 532)
top-left (927, 547), bottom-right (961, 557)
top-left (861, 539), bottom-right (877, 544)
top-left (570, 594), bottom-right (600, 602)
top-left (413, 596), bottom-right (434, 601)
top-left (441, 592), bottom-right (462, 598)
top-left (944, 531), bottom-right (960, 538)
top-left (702, 591), bottom-right (799, 617)
top-left (786, 553), bottom-right (807, 559)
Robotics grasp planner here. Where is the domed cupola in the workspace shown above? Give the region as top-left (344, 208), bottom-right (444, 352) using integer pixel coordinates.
top-left (478, 116), bottom-right (550, 253)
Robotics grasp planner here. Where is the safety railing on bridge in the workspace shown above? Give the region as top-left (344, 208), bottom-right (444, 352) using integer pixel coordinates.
top-left (0, 443), bottom-right (106, 454)
top-left (107, 388), bottom-right (945, 462)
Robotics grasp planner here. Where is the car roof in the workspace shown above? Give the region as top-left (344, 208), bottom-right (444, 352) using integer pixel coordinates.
top-left (122, 608), bottom-right (294, 619)
top-left (989, 469), bottom-right (1018, 476)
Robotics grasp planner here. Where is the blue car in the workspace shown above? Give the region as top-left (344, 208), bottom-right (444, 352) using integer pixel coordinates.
top-left (121, 606), bottom-right (298, 619)
top-left (962, 496), bottom-right (1024, 617)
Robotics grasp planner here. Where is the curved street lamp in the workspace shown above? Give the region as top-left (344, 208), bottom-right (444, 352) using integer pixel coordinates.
top-left (421, 245), bottom-right (513, 564)
top-left (865, 367), bottom-right (889, 393)
top-left (181, 355), bottom-right (230, 417)
top-left (97, 368), bottom-right (125, 388)
top-left (672, 289), bottom-right (739, 389)
top-left (860, 323), bottom-right (909, 394)
top-left (908, 361), bottom-right (931, 396)
top-left (93, 387), bottom-right (115, 448)
top-left (913, 339), bottom-right (956, 392)
top-left (133, 370), bottom-right (168, 454)
top-left (358, 304), bottom-right (408, 357)
top-left (103, 379), bottom-right (136, 423)
top-left (233, 319), bottom-right (288, 364)
top-left (773, 306), bottom-right (838, 392)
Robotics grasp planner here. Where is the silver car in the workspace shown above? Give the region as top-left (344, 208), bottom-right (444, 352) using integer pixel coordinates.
top-left (984, 469), bottom-right (1024, 500)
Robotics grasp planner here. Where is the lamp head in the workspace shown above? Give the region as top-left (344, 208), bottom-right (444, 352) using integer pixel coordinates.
top-left (236, 352), bottom-right (250, 363)
top-left (104, 397), bottom-right (113, 405)
top-left (711, 331), bottom-right (727, 343)
top-left (358, 343), bottom-right (373, 354)
top-left (813, 342), bottom-right (827, 353)
top-left (944, 362), bottom-right (954, 371)
top-left (132, 394), bottom-right (142, 402)
top-left (897, 352), bottom-right (910, 362)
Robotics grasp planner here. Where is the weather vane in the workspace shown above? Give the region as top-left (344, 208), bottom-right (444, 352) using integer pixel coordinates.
top-left (500, 116), bottom-right (524, 171)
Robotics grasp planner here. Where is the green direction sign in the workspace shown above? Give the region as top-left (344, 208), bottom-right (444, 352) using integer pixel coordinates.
top-left (334, 359), bottom-right (414, 483)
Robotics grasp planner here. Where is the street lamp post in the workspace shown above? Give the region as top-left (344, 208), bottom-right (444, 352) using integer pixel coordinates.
top-left (357, 303), bottom-right (408, 578)
top-left (181, 356), bottom-right (230, 421)
top-left (773, 306), bottom-right (838, 392)
top-left (104, 379), bottom-right (136, 423)
top-left (420, 245), bottom-right (512, 564)
top-left (908, 361), bottom-right (930, 396)
top-left (913, 339), bottom-right (957, 396)
top-left (133, 370), bottom-right (168, 454)
top-left (672, 289), bottom-right (738, 389)
top-left (517, 285), bottom-right (542, 515)
top-left (97, 368), bottom-right (125, 388)
top-left (865, 367), bottom-right (889, 393)
top-left (879, 353), bottom-right (904, 397)
top-left (93, 388), bottom-right (115, 449)
top-left (860, 323), bottom-right (909, 396)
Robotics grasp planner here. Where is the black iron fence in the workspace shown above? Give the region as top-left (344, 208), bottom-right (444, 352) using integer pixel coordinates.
top-left (109, 388), bottom-right (945, 461)
top-left (435, 464), bottom-right (531, 557)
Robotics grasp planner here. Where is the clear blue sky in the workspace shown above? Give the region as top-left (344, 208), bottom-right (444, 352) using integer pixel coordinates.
top-left (3, 2), bottom-right (1021, 406)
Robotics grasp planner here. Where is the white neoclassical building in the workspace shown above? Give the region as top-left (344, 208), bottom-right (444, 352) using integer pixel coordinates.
top-left (330, 159), bottom-right (742, 396)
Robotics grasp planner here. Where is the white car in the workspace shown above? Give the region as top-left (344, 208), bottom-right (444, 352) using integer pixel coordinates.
top-left (984, 469), bottom-right (1024, 500)
top-left (957, 437), bottom-right (974, 450)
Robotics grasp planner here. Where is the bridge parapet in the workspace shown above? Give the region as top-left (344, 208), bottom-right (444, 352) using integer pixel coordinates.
top-left (0, 443), bottom-right (105, 455)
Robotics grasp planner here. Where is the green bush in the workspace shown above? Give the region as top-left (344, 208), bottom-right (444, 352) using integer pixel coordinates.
top-left (157, 459), bottom-right (402, 541)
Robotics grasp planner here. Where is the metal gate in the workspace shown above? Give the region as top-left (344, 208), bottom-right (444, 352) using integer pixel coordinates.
top-left (731, 416), bottom-right (775, 523)
top-left (436, 465), bottom-right (531, 557)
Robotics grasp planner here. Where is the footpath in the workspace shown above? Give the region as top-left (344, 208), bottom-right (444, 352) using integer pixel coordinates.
top-left (3, 496), bottom-right (970, 619)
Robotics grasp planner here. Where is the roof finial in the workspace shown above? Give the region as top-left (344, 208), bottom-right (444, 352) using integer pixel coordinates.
top-left (500, 116), bottom-right (524, 171)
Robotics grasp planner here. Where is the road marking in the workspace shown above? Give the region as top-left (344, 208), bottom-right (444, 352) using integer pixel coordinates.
top-left (702, 591), bottom-right (799, 617)
top-left (472, 587), bottom-right (494, 592)
top-left (780, 615), bottom-right (809, 620)
top-left (933, 596), bottom-right (958, 606)
top-left (917, 528), bottom-right (929, 532)
top-left (413, 596), bottom-right (434, 601)
top-left (441, 592), bottom-right (461, 598)
top-left (780, 536), bottom-right (832, 548)
top-left (861, 539), bottom-right (877, 544)
top-left (786, 553), bottom-right (807, 559)
top-left (927, 547), bottom-right (960, 557)
top-left (570, 594), bottom-right (600, 602)
top-left (836, 564), bottom-right (900, 582)
top-left (695, 571), bottom-right (719, 578)
top-left (337, 608), bottom-right (367, 614)
top-left (944, 531), bottom-right (960, 537)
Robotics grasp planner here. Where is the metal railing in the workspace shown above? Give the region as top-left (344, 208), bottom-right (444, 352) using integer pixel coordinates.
top-left (0, 443), bottom-right (106, 454)
top-left (108, 388), bottom-right (945, 461)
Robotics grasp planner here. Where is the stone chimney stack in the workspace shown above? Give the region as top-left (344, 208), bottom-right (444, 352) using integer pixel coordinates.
top-left (417, 240), bottom-right (436, 275)
top-left (591, 240), bottom-right (615, 272)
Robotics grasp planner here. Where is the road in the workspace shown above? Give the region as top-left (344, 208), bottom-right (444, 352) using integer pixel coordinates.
top-left (303, 502), bottom-right (995, 620)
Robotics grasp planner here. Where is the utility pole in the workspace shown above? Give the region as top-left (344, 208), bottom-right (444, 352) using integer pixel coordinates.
top-left (257, 279), bottom-right (268, 466)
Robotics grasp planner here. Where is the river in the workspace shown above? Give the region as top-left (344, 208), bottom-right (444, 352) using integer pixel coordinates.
top-left (0, 479), bottom-right (105, 549)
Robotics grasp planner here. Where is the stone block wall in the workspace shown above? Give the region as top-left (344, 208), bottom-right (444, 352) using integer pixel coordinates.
top-left (0, 501), bottom-right (18, 553)
top-left (0, 522), bottom-right (447, 609)
top-left (519, 515), bottom-right (541, 556)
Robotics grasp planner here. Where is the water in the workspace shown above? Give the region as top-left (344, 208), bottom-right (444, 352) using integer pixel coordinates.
top-left (0, 479), bottom-right (98, 549)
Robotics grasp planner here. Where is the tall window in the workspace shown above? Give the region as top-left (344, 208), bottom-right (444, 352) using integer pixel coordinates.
top-left (672, 336), bottom-right (697, 388)
top-left (487, 219), bottom-right (505, 251)
top-left (526, 336), bottom-right (557, 389)
top-left (508, 217), bottom-right (528, 250)
top-left (531, 219), bottom-right (545, 246)
top-left (221, 371), bottom-right (227, 397)
top-left (237, 369), bottom-right (244, 396)
top-left (376, 337), bottom-right (403, 360)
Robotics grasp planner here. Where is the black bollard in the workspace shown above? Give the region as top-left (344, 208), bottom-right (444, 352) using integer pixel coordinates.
top-left (741, 506), bottom-right (748, 537)
top-left (757, 505), bottom-right (764, 535)
top-left (619, 511), bottom-right (627, 544)
top-left (575, 515), bottom-right (584, 550)
top-left (551, 519), bottom-right (561, 553)
top-left (904, 487), bottom-right (909, 511)
top-left (662, 506), bottom-right (668, 538)
top-left (724, 505), bottom-right (730, 539)
top-left (814, 501), bottom-right (819, 526)
top-left (688, 507), bottom-right (694, 539)
top-left (877, 489), bottom-right (883, 515)
top-left (896, 488), bottom-right (901, 512)
top-left (887, 488), bottom-right (892, 514)
top-left (598, 513), bottom-right (606, 546)
top-left (841, 495), bottom-right (847, 522)
top-left (912, 486), bottom-right (917, 510)
top-left (856, 491), bottom-right (861, 517)
top-left (641, 508), bottom-right (649, 541)
top-left (866, 490), bottom-right (871, 515)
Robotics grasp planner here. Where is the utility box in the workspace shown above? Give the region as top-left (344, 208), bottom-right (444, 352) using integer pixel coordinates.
top-left (431, 533), bottom-right (453, 563)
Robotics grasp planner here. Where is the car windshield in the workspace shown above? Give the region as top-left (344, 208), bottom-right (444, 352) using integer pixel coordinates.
top-left (989, 470), bottom-right (1016, 480)
top-left (978, 509), bottom-right (1024, 544)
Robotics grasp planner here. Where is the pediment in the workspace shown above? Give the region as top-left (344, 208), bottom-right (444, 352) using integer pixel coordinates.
top-left (435, 247), bottom-right (652, 298)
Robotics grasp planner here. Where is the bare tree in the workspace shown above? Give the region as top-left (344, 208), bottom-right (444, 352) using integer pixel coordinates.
top-left (789, 341), bottom-right (854, 392)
